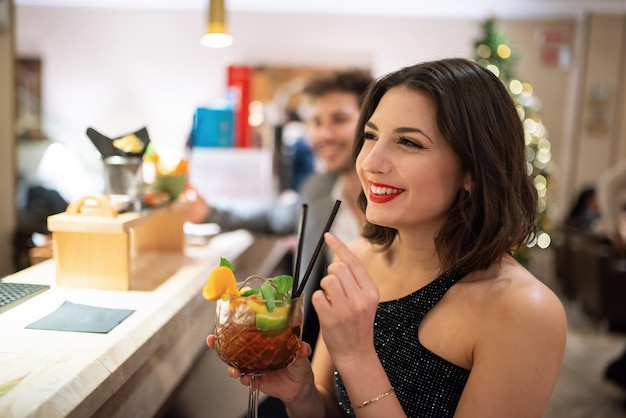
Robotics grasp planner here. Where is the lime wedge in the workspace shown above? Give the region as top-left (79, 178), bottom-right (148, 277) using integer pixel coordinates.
top-left (256, 314), bottom-right (288, 331)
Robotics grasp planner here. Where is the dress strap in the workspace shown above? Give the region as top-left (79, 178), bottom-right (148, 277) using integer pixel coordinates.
top-left (377, 269), bottom-right (465, 329)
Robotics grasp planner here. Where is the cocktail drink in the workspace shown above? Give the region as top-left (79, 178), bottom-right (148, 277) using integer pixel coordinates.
top-left (214, 293), bottom-right (304, 374)
top-left (204, 202), bottom-right (340, 417)
top-left (204, 266), bottom-right (303, 418)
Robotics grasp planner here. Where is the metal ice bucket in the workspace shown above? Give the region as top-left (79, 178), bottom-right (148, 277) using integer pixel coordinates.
top-left (103, 156), bottom-right (143, 209)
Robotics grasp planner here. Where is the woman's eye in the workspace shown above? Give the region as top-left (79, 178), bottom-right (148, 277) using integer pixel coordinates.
top-left (363, 131), bottom-right (377, 141)
top-left (399, 137), bottom-right (424, 149)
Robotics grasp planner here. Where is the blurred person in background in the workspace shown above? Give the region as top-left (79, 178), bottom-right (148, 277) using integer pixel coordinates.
top-left (564, 185), bottom-right (600, 231)
top-left (279, 108), bottom-right (315, 192)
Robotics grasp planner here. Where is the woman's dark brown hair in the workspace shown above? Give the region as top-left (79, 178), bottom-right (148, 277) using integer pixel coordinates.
top-left (354, 58), bottom-right (538, 274)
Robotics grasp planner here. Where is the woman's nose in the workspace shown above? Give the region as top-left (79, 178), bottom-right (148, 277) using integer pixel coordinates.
top-left (360, 142), bottom-right (389, 173)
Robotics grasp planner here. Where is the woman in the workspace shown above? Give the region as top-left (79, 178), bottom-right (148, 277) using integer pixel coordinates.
top-left (209, 58), bottom-right (567, 417)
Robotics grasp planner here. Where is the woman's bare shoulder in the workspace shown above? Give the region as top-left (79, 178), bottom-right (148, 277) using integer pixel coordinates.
top-left (470, 255), bottom-right (567, 336)
top-left (455, 259), bottom-right (568, 416)
top-left (504, 259), bottom-right (562, 310)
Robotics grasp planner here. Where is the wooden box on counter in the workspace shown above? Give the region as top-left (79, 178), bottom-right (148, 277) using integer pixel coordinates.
top-left (47, 195), bottom-right (187, 291)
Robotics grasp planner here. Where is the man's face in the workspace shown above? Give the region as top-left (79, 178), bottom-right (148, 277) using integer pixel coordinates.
top-left (308, 91), bottom-right (361, 174)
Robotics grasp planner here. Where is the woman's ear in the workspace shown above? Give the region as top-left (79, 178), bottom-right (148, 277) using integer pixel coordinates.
top-left (463, 172), bottom-right (473, 193)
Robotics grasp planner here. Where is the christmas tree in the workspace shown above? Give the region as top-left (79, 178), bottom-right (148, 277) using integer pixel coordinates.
top-left (473, 17), bottom-right (554, 264)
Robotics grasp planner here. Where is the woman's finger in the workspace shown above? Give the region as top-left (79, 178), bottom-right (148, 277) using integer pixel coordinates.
top-left (206, 334), bottom-right (215, 348)
top-left (326, 261), bottom-right (360, 295)
top-left (319, 273), bottom-right (347, 300)
top-left (324, 233), bottom-right (374, 289)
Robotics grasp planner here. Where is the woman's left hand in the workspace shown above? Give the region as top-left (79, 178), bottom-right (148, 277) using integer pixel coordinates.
top-left (206, 335), bottom-right (315, 403)
top-left (312, 233), bottom-right (380, 364)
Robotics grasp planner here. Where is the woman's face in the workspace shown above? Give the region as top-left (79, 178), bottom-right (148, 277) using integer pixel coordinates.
top-left (356, 86), bottom-right (469, 234)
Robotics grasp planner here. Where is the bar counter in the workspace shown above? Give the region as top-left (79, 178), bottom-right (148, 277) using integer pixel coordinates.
top-left (0, 230), bottom-right (290, 418)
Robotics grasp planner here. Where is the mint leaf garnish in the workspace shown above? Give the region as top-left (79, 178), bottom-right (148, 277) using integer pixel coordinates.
top-left (260, 280), bottom-right (276, 312)
top-left (272, 275), bottom-right (293, 296)
top-left (219, 257), bottom-right (234, 271)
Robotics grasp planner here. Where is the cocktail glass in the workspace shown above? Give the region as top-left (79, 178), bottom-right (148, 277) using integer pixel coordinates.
top-left (214, 286), bottom-right (304, 418)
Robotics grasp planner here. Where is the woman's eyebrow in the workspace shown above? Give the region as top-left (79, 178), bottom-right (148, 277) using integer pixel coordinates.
top-left (365, 121), bottom-right (378, 130)
top-left (366, 121), bottom-right (433, 143)
top-left (396, 126), bottom-right (433, 143)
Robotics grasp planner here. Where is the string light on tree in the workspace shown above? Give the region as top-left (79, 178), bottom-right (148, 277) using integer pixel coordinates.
top-left (474, 17), bottom-right (554, 265)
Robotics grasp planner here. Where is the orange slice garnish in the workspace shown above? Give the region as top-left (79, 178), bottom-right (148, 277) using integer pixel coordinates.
top-left (202, 266), bottom-right (239, 300)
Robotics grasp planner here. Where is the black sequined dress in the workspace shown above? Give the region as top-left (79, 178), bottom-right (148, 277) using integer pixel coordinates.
top-left (334, 271), bottom-right (470, 417)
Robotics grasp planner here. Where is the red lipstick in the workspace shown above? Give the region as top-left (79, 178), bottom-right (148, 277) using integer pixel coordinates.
top-left (368, 182), bottom-right (404, 204)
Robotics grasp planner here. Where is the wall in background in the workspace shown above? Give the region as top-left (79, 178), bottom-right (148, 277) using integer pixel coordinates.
top-left (572, 15), bottom-right (626, 188)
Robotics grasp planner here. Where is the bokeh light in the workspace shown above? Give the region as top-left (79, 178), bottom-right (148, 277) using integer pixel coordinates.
top-left (497, 44), bottom-right (511, 58)
top-left (521, 82), bottom-right (533, 96)
top-left (537, 232), bottom-right (551, 249)
top-left (486, 64), bottom-right (500, 77)
top-left (477, 44), bottom-right (491, 58)
top-left (248, 100), bottom-right (264, 127)
top-left (509, 79), bottom-right (523, 95)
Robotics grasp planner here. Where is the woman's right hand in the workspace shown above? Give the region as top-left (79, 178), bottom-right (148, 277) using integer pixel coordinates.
top-left (206, 335), bottom-right (315, 403)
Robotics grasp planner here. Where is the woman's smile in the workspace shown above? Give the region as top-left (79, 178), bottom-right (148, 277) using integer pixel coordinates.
top-left (368, 181), bottom-right (405, 203)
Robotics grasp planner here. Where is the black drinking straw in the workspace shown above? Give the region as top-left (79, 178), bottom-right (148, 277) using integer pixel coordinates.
top-left (291, 204), bottom-right (308, 297)
top-left (295, 199), bottom-right (342, 297)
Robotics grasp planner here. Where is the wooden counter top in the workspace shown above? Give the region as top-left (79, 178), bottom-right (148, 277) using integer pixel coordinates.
top-left (0, 229), bottom-right (291, 418)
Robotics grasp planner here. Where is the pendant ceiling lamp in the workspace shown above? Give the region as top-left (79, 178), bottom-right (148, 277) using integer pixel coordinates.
top-left (201, 0), bottom-right (233, 48)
